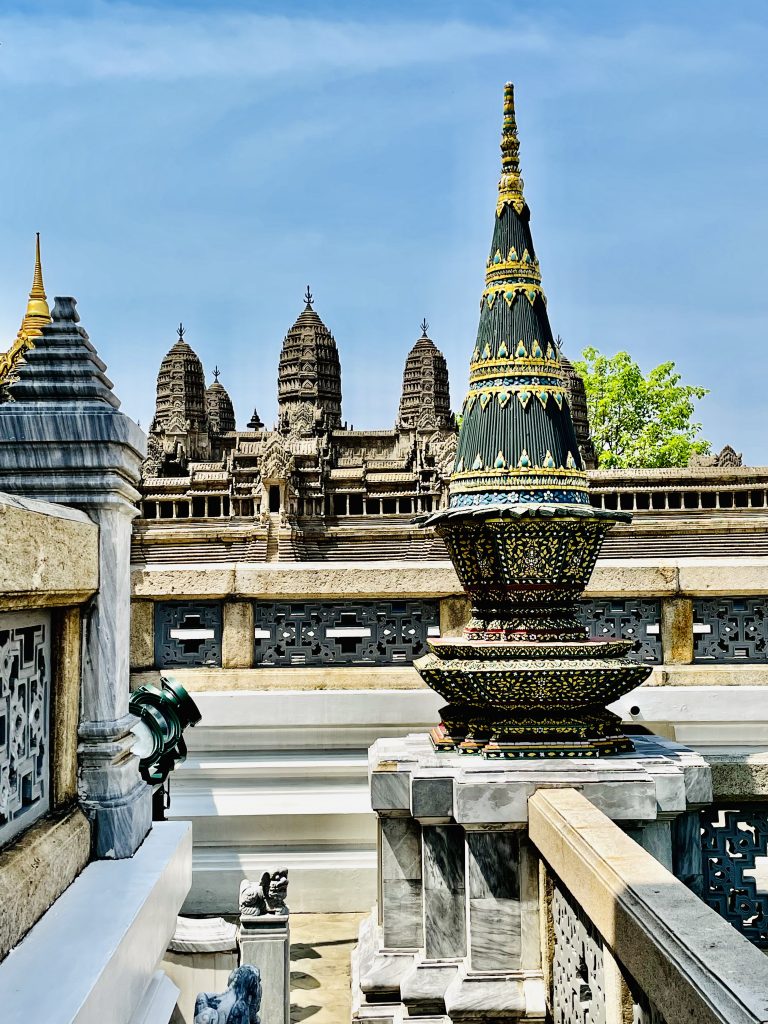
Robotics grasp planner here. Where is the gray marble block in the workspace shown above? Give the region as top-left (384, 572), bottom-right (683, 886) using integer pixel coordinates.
top-left (381, 816), bottom-right (424, 948)
top-left (238, 916), bottom-right (290, 1024)
top-left (467, 831), bottom-right (521, 972)
top-left (423, 825), bottom-right (466, 959)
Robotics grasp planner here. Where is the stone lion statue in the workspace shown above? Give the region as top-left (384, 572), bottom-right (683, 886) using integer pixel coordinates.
top-left (239, 869), bottom-right (289, 918)
top-left (194, 964), bottom-right (262, 1023)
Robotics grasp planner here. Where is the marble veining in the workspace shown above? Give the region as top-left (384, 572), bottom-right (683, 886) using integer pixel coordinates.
top-left (423, 825), bottom-right (466, 958)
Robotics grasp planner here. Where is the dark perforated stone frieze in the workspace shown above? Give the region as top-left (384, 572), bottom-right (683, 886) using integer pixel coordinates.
top-left (252, 600), bottom-right (440, 667)
top-left (154, 601), bottom-right (222, 667)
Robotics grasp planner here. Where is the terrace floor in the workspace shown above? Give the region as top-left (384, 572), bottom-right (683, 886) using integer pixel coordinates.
top-left (290, 913), bottom-right (364, 1024)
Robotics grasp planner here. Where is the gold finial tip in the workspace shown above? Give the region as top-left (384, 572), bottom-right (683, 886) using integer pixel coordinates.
top-left (497, 81), bottom-right (525, 215)
top-left (17, 231), bottom-right (51, 338)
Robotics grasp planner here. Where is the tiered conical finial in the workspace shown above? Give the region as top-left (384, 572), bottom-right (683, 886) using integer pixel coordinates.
top-left (18, 233), bottom-right (51, 339)
top-left (448, 83), bottom-right (586, 511)
top-left (304, 286), bottom-right (314, 309)
top-left (496, 82), bottom-right (526, 216)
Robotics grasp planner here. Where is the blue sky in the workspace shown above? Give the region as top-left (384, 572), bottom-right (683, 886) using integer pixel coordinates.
top-left (1, 1), bottom-right (767, 460)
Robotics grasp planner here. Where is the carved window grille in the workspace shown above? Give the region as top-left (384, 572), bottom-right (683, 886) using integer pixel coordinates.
top-left (154, 601), bottom-right (222, 668)
top-left (700, 804), bottom-right (768, 947)
top-left (0, 612), bottom-right (50, 846)
top-left (576, 600), bottom-right (662, 663)
top-left (693, 598), bottom-right (768, 662)
top-left (551, 878), bottom-right (607, 1024)
top-left (252, 600), bottom-right (440, 667)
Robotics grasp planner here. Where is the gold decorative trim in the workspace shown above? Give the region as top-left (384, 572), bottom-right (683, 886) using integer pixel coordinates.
top-left (462, 383), bottom-right (566, 412)
top-left (469, 357), bottom-right (563, 383)
top-left (451, 465), bottom-right (587, 483)
top-left (482, 282), bottom-right (546, 308)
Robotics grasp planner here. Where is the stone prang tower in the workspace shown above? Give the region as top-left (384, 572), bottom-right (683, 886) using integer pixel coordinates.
top-left (397, 320), bottom-right (452, 432)
top-left (277, 287), bottom-right (342, 437)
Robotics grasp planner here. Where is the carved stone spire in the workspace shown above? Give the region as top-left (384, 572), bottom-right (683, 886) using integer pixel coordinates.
top-left (206, 369), bottom-right (236, 434)
top-left (277, 291), bottom-right (342, 435)
top-left (397, 320), bottom-right (452, 432)
top-left (153, 324), bottom-right (208, 435)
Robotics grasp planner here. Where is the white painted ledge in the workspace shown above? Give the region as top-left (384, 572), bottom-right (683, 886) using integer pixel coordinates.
top-left (0, 821), bottom-right (192, 1024)
top-left (186, 846), bottom-right (376, 915)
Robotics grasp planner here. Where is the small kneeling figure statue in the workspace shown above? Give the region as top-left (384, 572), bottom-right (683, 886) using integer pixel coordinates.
top-left (194, 964), bottom-right (262, 1024)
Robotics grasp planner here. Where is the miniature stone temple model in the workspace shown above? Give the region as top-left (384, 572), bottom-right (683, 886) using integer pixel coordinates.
top-left (416, 83), bottom-right (651, 757)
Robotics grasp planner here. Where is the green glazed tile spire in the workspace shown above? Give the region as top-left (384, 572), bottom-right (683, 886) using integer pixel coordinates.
top-left (450, 83), bottom-right (588, 510)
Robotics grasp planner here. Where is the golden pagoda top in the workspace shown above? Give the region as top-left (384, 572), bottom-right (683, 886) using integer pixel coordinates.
top-left (18, 232), bottom-right (51, 340)
top-left (0, 234), bottom-right (52, 391)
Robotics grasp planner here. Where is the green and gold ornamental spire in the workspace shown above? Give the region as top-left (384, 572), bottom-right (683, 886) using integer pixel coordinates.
top-left (415, 85), bottom-right (649, 759)
top-left (451, 83), bottom-right (587, 510)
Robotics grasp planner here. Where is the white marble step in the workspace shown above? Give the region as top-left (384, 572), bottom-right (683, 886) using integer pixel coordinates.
top-left (185, 846), bottom-right (377, 914)
top-left (174, 749), bottom-right (369, 779)
top-left (168, 776), bottom-right (373, 818)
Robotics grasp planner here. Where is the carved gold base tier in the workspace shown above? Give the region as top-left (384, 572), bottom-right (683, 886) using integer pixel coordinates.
top-left (415, 636), bottom-right (651, 759)
top-left (431, 707), bottom-right (634, 759)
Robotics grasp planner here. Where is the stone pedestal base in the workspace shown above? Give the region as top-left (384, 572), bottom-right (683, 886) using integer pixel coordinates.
top-left (238, 915), bottom-right (290, 1024)
top-left (78, 714), bottom-right (152, 858)
top-left (352, 733), bottom-right (711, 1021)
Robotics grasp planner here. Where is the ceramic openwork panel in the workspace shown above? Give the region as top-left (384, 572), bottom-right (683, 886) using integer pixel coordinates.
top-left (552, 878), bottom-right (607, 1024)
top-left (154, 600), bottom-right (223, 668)
top-left (693, 598), bottom-right (768, 661)
top-left (0, 612), bottom-right (50, 846)
top-left (576, 599), bottom-right (662, 664)
top-left (700, 804), bottom-right (768, 947)
top-left (439, 518), bottom-right (608, 598)
top-left (253, 600), bottom-right (440, 667)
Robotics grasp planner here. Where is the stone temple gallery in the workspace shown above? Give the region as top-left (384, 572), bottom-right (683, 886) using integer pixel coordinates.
top-left (1, 83), bottom-right (768, 1024)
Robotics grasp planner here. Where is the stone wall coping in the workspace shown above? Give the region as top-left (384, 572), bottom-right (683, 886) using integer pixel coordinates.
top-left (131, 665), bottom-right (428, 692)
top-left (0, 491), bottom-right (99, 609)
top-left (130, 556), bottom-right (768, 599)
top-left (529, 787), bottom-right (768, 1024)
top-left (705, 752), bottom-right (768, 800)
top-left (0, 808), bottom-right (91, 962)
top-left (0, 821), bottom-right (191, 1024)
top-left (0, 490), bottom-right (93, 525)
top-left (130, 664), bottom-right (768, 695)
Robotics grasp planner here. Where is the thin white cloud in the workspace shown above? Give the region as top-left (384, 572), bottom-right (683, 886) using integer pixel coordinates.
top-left (0, 7), bottom-right (549, 83)
top-left (0, 5), bottom-right (746, 87)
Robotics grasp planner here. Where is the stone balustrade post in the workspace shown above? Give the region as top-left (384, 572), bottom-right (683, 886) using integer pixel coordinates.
top-left (0, 296), bottom-right (151, 858)
top-left (661, 596), bottom-right (694, 664)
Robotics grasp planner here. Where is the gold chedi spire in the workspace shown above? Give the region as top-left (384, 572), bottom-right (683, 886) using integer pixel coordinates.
top-left (0, 234), bottom-right (52, 391)
top-left (496, 82), bottom-right (526, 216)
top-left (19, 232), bottom-right (51, 339)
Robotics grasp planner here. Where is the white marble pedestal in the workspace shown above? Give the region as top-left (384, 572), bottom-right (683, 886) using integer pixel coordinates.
top-left (239, 914), bottom-right (291, 1024)
top-left (351, 733), bottom-right (712, 1022)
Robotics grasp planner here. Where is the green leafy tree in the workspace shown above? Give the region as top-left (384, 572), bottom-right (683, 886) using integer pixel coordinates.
top-left (573, 347), bottom-right (710, 469)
